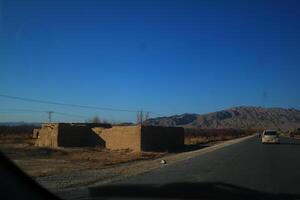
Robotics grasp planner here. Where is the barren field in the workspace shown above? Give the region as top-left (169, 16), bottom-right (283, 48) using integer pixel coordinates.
top-left (0, 138), bottom-right (165, 178)
top-left (0, 126), bottom-right (255, 195)
top-left (0, 127), bottom-right (254, 179)
top-left (0, 126), bottom-right (255, 196)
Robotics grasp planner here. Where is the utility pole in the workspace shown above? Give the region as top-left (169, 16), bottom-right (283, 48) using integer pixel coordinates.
top-left (137, 110), bottom-right (143, 125)
top-left (48, 111), bottom-right (53, 123)
top-left (136, 110), bottom-right (150, 125)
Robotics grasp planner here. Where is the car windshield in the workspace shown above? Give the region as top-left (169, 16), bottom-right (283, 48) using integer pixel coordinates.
top-left (264, 131), bottom-right (277, 136)
top-left (1, 0), bottom-right (300, 199)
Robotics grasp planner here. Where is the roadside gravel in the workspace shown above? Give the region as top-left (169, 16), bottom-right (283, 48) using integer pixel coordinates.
top-left (36, 134), bottom-right (256, 199)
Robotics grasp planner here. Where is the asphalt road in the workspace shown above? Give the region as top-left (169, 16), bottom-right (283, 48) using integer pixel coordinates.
top-left (110, 136), bottom-right (300, 195)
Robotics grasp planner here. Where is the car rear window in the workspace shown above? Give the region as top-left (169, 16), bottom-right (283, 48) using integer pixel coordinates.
top-left (264, 131), bottom-right (277, 136)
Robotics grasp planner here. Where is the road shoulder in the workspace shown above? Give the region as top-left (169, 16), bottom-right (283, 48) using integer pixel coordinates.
top-left (39, 134), bottom-right (256, 198)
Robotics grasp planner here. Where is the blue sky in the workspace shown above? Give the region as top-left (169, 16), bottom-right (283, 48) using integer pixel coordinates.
top-left (1, 0), bottom-right (300, 123)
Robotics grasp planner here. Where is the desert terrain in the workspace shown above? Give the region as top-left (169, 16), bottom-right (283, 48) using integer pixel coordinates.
top-left (0, 124), bottom-right (252, 191)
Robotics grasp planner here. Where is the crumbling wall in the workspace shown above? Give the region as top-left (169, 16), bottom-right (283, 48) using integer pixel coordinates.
top-left (57, 124), bottom-right (105, 147)
top-left (99, 125), bottom-right (184, 152)
top-left (32, 128), bottom-right (40, 139)
top-left (141, 126), bottom-right (184, 152)
top-left (99, 126), bottom-right (141, 151)
top-left (91, 127), bottom-right (106, 135)
top-left (35, 124), bottom-right (59, 147)
top-left (35, 123), bottom-right (108, 148)
top-left (35, 123), bottom-right (184, 151)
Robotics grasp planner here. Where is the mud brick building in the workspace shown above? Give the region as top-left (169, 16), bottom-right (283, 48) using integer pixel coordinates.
top-left (35, 123), bottom-right (184, 152)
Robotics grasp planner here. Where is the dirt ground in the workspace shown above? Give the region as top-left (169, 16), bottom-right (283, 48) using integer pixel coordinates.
top-left (0, 132), bottom-right (246, 179)
top-left (0, 138), bottom-right (165, 178)
top-left (0, 132), bottom-right (255, 196)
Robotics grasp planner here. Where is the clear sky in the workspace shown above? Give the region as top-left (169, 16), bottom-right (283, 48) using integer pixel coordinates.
top-left (1, 0), bottom-right (300, 123)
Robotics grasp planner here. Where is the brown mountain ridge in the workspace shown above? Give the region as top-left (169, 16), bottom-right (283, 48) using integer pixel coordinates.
top-left (146, 106), bottom-right (300, 131)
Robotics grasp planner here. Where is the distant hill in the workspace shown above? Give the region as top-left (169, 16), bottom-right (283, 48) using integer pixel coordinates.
top-left (146, 106), bottom-right (300, 131)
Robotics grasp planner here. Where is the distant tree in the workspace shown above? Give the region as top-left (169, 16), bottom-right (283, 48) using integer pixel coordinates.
top-left (102, 119), bottom-right (109, 124)
top-left (87, 116), bottom-right (102, 123)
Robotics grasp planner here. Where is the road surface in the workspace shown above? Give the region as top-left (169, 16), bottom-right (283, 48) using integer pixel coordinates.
top-left (109, 136), bottom-right (300, 195)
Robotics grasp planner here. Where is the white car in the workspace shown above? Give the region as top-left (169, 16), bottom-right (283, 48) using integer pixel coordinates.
top-left (262, 130), bottom-right (280, 144)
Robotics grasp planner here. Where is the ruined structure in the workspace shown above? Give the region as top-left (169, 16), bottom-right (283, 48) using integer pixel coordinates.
top-left (32, 128), bottom-right (40, 139)
top-left (98, 125), bottom-right (184, 152)
top-left (35, 123), bottom-right (111, 148)
top-left (34, 123), bottom-right (184, 152)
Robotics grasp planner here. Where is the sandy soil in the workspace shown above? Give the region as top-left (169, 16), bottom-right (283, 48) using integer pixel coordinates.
top-left (0, 133), bottom-right (255, 199)
top-left (48, 135), bottom-right (256, 200)
top-left (0, 139), bottom-right (165, 178)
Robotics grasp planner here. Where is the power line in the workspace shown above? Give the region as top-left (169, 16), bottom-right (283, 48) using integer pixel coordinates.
top-left (53, 111), bottom-right (87, 119)
top-left (0, 108), bottom-right (46, 113)
top-left (0, 108), bottom-right (88, 120)
top-left (0, 94), bottom-right (150, 113)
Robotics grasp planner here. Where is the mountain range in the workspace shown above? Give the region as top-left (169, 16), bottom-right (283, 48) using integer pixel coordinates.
top-left (146, 106), bottom-right (300, 131)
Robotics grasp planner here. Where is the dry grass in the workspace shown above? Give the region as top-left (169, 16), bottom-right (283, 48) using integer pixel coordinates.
top-left (0, 126), bottom-right (254, 179)
top-left (184, 128), bottom-right (256, 145)
top-left (0, 138), bottom-right (165, 178)
top-left (185, 135), bottom-right (239, 145)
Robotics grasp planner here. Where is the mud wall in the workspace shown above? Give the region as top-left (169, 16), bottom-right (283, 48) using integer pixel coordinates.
top-left (32, 128), bottom-right (40, 139)
top-left (35, 123), bottom-right (184, 151)
top-left (141, 126), bottom-right (184, 152)
top-left (35, 123), bottom-right (108, 148)
top-left (99, 126), bottom-right (141, 151)
top-left (99, 125), bottom-right (184, 152)
top-left (35, 124), bottom-right (59, 147)
top-left (57, 124), bottom-right (105, 147)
